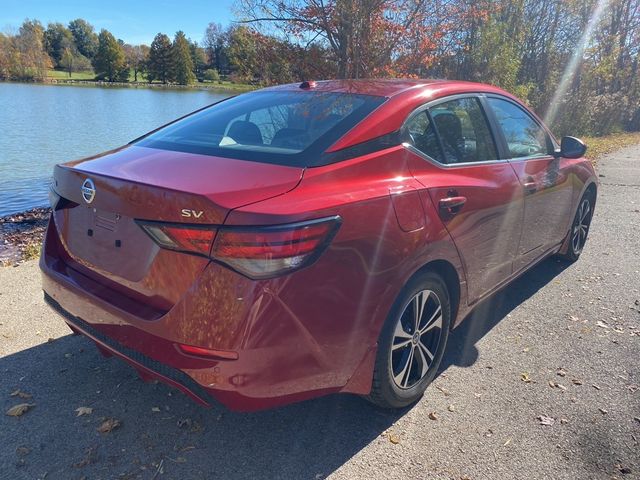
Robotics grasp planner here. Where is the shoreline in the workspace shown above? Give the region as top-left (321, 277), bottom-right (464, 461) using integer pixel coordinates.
top-left (2, 78), bottom-right (257, 93)
top-left (0, 207), bottom-right (50, 266)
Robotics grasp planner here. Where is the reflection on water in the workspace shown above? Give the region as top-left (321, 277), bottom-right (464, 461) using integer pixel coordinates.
top-left (0, 83), bottom-right (230, 216)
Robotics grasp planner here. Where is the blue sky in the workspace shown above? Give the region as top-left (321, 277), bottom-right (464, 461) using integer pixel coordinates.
top-left (2, 0), bottom-right (237, 45)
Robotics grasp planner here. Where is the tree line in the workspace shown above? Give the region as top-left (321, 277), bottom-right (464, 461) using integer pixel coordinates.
top-left (0, 17), bottom-right (310, 86)
top-left (0, 1), bottom-right (639, 136)
top-left (236, 0), bottom-right (640, 136)
top-left (0, 19), bottom-right (210, 84)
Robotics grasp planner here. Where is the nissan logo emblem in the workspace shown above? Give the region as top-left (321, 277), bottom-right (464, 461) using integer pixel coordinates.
top-left (81, 178), bottom-right (96, 204)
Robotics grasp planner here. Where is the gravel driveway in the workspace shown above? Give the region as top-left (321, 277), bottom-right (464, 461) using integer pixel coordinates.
top-left (1, 145), bottom-right (639, 480)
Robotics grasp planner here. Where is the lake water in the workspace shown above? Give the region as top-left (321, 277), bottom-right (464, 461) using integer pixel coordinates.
top-left (0, 83), bottom-right (230, 217)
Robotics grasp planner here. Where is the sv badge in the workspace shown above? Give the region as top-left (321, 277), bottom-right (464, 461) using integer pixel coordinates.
top-left (181, 209), bottom-right (204, 218)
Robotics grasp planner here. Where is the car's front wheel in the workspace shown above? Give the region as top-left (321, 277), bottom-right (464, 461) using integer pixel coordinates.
top-left (367, 271), bottom-right (450, 409)
top-left (558, 190), bottom-right (595, 262)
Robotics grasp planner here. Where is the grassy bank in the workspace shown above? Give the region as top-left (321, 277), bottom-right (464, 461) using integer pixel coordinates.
top-left (583, 132), bottom-right (640, 161)
top-left (43, 69), bottom-right (256, 93)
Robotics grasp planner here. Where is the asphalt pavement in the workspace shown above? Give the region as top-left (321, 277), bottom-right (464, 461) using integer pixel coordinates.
top-left (1, 145), bottom-right (639, 480)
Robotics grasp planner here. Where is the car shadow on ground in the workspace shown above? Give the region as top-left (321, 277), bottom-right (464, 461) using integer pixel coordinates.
top-left (1, 258), bottom-right (570, 480)
top-left (440, 257), bottom-right (570, 372)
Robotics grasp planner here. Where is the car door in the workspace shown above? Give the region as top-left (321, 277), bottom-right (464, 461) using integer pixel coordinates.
top-left (485, 96), bottom-right (574, 271)
top-left (404, 95), bottom-right (525, 303)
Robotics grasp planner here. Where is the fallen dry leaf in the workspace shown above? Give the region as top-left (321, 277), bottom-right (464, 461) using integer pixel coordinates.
top-left (428, 411), bottom-right (438, 421)
top-left (521, 372), bottom-right (532, 383)
top-left (599, 408), bottom-right (608, 415)
top-left (434, 385), bottom-right (450, 396)
top-left (388, 433), bottom-right (400, 444)
top-left (10, 389), bottom-right (32, 399)
top-left (596, 320), bottom-right (609, 329)
top-left (537, 415), bottom-right (555, 426)
top-left (448, 404), bottom-right (455, 412)
top-left (557, 369), bottom-right (567, 377)
top-left (560, 418), bottom-right (569, 425)
top-left (97, 418), bottom-right (121, 433)
top-left (72, 446), bottom-right (97, 468)
top-left (16, 446), bottom-right (31, 456)
top-left (6, 403), bottom-right (34, 417)
top-left (572, 379), bottom-right (583, 385)
top-left (75, 407), bottom-right (93, 416)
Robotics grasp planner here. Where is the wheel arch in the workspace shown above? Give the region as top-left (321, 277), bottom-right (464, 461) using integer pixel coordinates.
top-left (410, 259), bottom-right (461, 331)
top-left (584, 181), bottom-right (598, 203)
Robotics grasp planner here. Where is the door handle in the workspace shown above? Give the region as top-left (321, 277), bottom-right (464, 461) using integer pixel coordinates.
top-left (439, 196), bottom-right (467, 216)
top-left (523, 177), bottom-right (537, 193)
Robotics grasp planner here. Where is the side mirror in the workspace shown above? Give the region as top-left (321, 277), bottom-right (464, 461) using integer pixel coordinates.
top-left (558, 136), bottom-right (587, 159)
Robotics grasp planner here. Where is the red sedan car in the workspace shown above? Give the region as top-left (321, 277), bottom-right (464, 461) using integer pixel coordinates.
top-left (41, 79), bottom-right (597, 411)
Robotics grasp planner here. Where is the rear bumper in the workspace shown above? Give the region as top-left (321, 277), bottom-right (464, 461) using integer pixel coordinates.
top-left (41, 262), bottom-right (353, 412)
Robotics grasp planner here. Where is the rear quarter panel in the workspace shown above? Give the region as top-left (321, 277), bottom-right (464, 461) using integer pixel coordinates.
top-left (223, 147), bottom-right (465, 394)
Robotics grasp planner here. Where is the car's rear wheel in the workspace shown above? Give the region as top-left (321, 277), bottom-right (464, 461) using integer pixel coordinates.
top-left (367, 271), bottom-right (450, 409)
top-left (558, 190), bottom-right (595, 262)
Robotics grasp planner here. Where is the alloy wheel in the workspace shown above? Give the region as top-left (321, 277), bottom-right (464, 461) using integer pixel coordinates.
top-left (571, 198), bottom-right (592, 255)
top-left (390, 290), bottom-right (443, 389)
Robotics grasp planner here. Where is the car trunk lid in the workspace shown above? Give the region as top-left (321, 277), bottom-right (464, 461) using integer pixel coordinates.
top-left (51, 145), bottom-right (304, 311)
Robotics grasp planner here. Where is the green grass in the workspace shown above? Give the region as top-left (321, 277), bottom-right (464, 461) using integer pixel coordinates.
top-left (583, 132), bottom-right (640, 161)
top-left (46, 68), bottom-right (256, 92)
top-left (46, 69), bottom-right (96, 80)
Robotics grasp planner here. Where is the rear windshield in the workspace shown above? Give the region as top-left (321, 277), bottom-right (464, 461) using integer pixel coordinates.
top-left (135, 91), bottom-right (386, 167)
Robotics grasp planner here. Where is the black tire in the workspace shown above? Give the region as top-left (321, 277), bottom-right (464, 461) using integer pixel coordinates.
top-left (557, 190), bottom-right (595, 262)
top-left (367, 271), bottom-right (451, 409)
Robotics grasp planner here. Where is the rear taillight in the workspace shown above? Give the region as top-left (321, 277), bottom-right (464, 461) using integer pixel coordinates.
top-left (212, 216), bottom-right (341, 279)
top-left (138, 222), bottom-right (217, 256)
top-left (137, 216), bottom-right (341, 279)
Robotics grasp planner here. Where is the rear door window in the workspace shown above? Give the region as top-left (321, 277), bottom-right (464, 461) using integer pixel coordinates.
top-left (136, 91), bottom-right (385, 167)
top-left (428, 97), bottom-right (498, 164)
top-left (404, 111), bottom-right (445, 163)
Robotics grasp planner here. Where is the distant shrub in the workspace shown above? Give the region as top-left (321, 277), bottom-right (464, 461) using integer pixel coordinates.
top-left (203, 69), bottom-right (220, 82)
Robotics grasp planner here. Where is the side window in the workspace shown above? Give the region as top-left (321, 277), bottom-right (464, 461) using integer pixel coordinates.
top-left (429, 98), bottom-right (498, 164)
top-left (404, 111), bottom-right (445, 163)
top-left (487, 97), bottom-right (550, 158)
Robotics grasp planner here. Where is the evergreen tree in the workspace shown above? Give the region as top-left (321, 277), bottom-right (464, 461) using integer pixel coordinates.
top-left (190, 40), bottom-right (207, 81)
top-left (68, 19), bottom-right (98, 59)
top-left (147, 33), bottom-right (173, 83)
top-left (93, 29), bottom-right (128, 82)
top-left (172, 31), bottom-right (196, 85)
